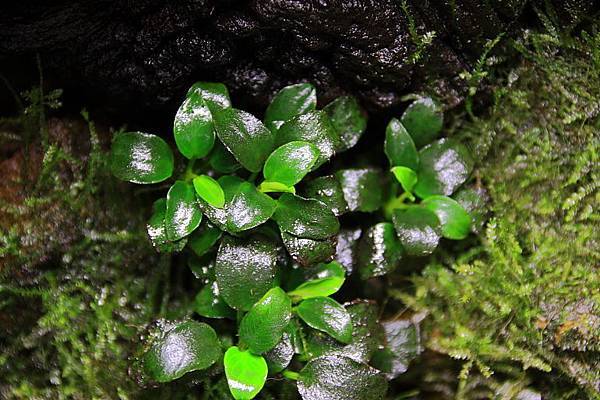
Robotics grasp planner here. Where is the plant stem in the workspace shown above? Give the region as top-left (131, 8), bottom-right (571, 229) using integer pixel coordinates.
top-left (282, 370), bottom-right (300, 381)
top-left (182, 158), bottom-right (197, 181)
top-left (383, 191), bottom-right (416, 220)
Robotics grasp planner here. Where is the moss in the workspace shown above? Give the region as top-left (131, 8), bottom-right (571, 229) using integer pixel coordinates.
top-left (401, 23), bottom-right (599, 399)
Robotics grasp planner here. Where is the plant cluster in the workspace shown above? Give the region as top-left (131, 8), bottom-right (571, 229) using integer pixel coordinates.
top-left (110, 82), bottom-right (480, 399)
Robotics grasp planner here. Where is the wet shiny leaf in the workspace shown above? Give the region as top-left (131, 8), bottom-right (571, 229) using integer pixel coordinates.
top-left (392, 207), bottom-right (441, 256)
top-left (239, 287), bottom-right (292, 354)
top-left (358, 223), bottom-right (403, 279)
top-left (384, 118), bottom-right (419, 170)
top-left (196, 175), bottom-right (244, 231)
top-left (209, 141), bottom-right (241, 173)
top-left (288, 276), bottom-right (345, 301)
top-left (165, 181), bottom-right (202, 241)
top-left (324, 96), bottom-right (367, 152)
top-left (277, 111), bottom-right (341, 168)
top-left (453, 187), bottom-right (489, 234)
top-left (265, 83), bottom-right (317, 131)
top-left (273, 194), bottom-right (340, 240)
top-left (422, 195), bottom-right (472, 240)
top-left (147, 198), bottom-right (188, 253)
top-left (173, 92), bottom-right (215, 159)
top-left (193, 175), bottom-right (225, 208)
top-left (297, 297), bottom-right (352, 344)
top-left (213, 107), bottom-right (275, 172)
top-left (371, 319), bottom-right (420, 379)
top-left (335, 168), bottom-right (384, 212)
top-left (142, 320), bottom-right (221, 383)
top-left (215, 235), bottom-right (278, 310)
top-left (194, 281), bottom-right (236, 319)
top-left (224, 346), bottom-right (268, 400)
top-left (298, 355), bottom-right (387, 400)
top-left (306, 261), bottom-right (346, 280)
top-left (264, 333), bottom-right (294, 374)
top-left (227, 182), bottom-right (277, 232)
top-left (188, 81), bottom-right (231, 112)
top-left (257, 180), bottom-right (296, 194)
top-left (187, 223), bottom-right (222, 257)
top-left (335, 228), bottom-right (362, 275)
top-left (414, 139), bottom-right (474, 198)
top-left (400, 96), bottom-right (443, 148)
top-left (281, 232), bottom-right (336, 267)
top-left (391, 166), bottom-right (418, 194)
top-left (263, 141), bottom-right (320, 187)
top-left (110, 131), bottom-right (174, 184)
top-left (303, 175), bottom-right (348, 216)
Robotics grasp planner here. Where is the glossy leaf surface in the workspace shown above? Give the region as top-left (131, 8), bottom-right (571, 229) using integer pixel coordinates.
top-left (371, 319), bottom-right (420, 379)
top-left (453, 187), bottom-right (489, 234)
top-left (400, 96), bottom-right (443, 148)
top-left (264, 333), bottom-right (294, 374)
top-left (239, 287), bottom-right (292, 354)
top-left (273, 194), bottom-right (339, 240)
top-left (110, 131), bottom-right (174, 184)
top-left (422, 195), bottom-right (472, 240)
top-left (358, 223), bottom-right (403, 279)
top-left (173, 93), bottom-right (215, 159)
top-left (188, 81), bottom-right (231, 111)
top-left (227, 182), bottom-right (277, 232)
top-left (194, 281), bottom-right (235, 319)
top-left (384, 118), bottom-right (419, 170)
top-left (224, 347), bottom-right (267, 400)
top-left (297, 297), bottom-right (352, 343)
top-left (193, 175), bottom-right (225, 208)
top-left (264, 83), bottom-right (317, 131)
top-left (288, 276), bottom-right (345, 300)
top-left (263, 141), bottom-right (320, 186)
top-left (391, 166), bottom-right (418, 194)
top-left (281, 232), bottom-right (336, 267)
top-left (392, 207), bottom-right (441, 256)
top-left (303, 175), bottom-right (348, 216)
top-left (324, 96), bottom-right (367, 152)
top-left (336, 168), bottom-right (384, 212)
top-left (165, 181), bottom-right (202, 241)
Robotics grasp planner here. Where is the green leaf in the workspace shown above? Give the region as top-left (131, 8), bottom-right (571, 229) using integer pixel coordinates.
top-left (334, 228), bottom-right (362, 275)
top-left (385, 118), bottom-right (419, 170)
top-left (276, 110), bottom-right (341, 168)
top-left (306, 261), bottom-right (346, 280)
top-left (224, 347), bottom-right (268, 400)
top-left (324, 96), bottom-right (367, 152)
top-left (187, 223), bottom-right (222, 257)
top-left (263, 141), bottom-right (320, 186)
top-left (281, 232), bottom-right (336, 267)
top-left (173, 92), bottom-right (215, 159)
top-left (273, 194), bottom-right (340, 240)
top-left (193, 175), bottom-right (225, 208)
top-left (257, 181), bottom-right (296, 194)
top-left (335, 168), bottom-right (384, 212)
top-left (165, 181), bottom-right (202, 241)
top-left (227, 182), bottom-right (277, 232)
top-left (358, 223), bottom-right (403, 279)
top-left (371, 319), bottom-right (421, 379)
top-left (209, 141), bottom-right (241, 173)
top-left (288, 275), bottom-right (345, 300)
top-left (400, 96), bottom-right (443, 148)
top-left (453, 187), bottom-right (489, 234)
top-left (213, 107), bottom-right (275, 172)
top-left (297, 297), bottom-right (353, 343)
top-left (264, 83), bottom-right (317, 131)
top-left (391, 166), bottom-right (418, 194)
top-left (298, 355), bottom-right (387, 400)
top-left (194, 281), bottom-right (236, 319)
top-left (147, 198), bottom-right (188, 253)
top-left (264, 333), bottom-right (294, 374)
top-left (196, 176), bottom-right (244, 231)
top-left (239, 287), bottom-right (292, 354)
top-left (110, 131), bottom-right (174, 184)
top-left (215, 235), bottom-right (278, 310)
top-left (303, 175), bottom-right (348, 216)
top-left (414, 139), bottom-right (474, 198)
top-left (422, 195), bottom-right (472, 240)
top-left (188, 81), bottom-right (231, 112)
top-left (142, 320), bottom-right (221, 383)
top-left (392, 207), bottom-right (441, 256)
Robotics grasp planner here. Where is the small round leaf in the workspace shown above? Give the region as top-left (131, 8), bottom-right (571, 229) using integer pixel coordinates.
top-left (391, 166), bottom-right (418, 194)
top-left (296, 297), bottom-right (353, 344)
top-left (264, 83), bottom-right (317, 131)
top-left (400, 96), bottom-right (443, 148)
top-left (324, 96), bottom-right (367, 152)
top-left (422, 195), bottom-right (472, 240)
top-left (188, 81), bottom-right (231, 111)
top-left (336, 168), bottom-right (384, 212)
top-left (194, 281), bottom-right (236, 319)
top-left (281, 232), bottom-right (337, 267)
top-left (392, 207), bottom-right (441, 256)
top-left (303, 175), bottom-right (348, 216)
top-left (193, 175), bottom-right (225, 208)
top-left (110, 131), bottom-right (174, 184)
top-left (357, 223), bottom-right (403, 279)
top-left (173, 93), bottom-right (215, 159)
top-left (273, 194), bottom-right (340, 240)
top-left (227, 182), bottom-right (277, 232)
top-left (384, 118), bottom-right (419, 170)
top-left (165, 181), bottom-right (202, 241)
top-left (224, 347), bottom-right (268, 400)
top-left (288, 276), bottom-right (345, 300)
top-left (263, 141), bottom-right (320, 187)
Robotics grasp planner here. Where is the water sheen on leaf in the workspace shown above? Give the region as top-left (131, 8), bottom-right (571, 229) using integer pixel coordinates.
top-left (239, 287), bottom-right (292, 354)
top-left (324, 96), bottom-right (367, 152)
top-left (264, 83), bottom-right (317, 131)
top-left (303, 175), bottom-right (348, 216)
top-left (422, 195), bottom-right (472, 240)
top-left (213, 107), bottom-right (275, 172)
top-left (194, 281), bottom-right (235, 319)
top-left (264, 333), bottom-right (294, 374)
top-left (193, 175), bottom-right (225, 208)
top-left (384, 118), bottom-right (419, 170)
top-left (263, 141), bottom-right (320, 187)
top-left (281, 232), bottom-right (337, 267)
top-left (110, 131), bottom-right (174, 184)
top-left (392, 207), bottom-right (441, 256)
top-left (215, 235), bottom-right (278, 310)
top-left (414, 139), bottom-right (474, 198)
top-left (147, 198), bottom-right (188, 253)
top-left (336, 168), bottom-right (384, 212)
top-left (358, 223), bottom-right (403, 279)
top-left (298, 355), bottom-right (387, 400)
top-left (173, 92), bottom-right (215, 159)
top-left (165, 181), bottom-right (202, 241)
top-left (188, 81), bottom-right (231, 112)
top-left (142, 320), bottom-right (221, 383)
top-left (224, 347), bottom-right (268, 400)
top-left (273, 194), bottom-right (340, 240)
top-left (296, 297), bottom-right (353, 344)
top-left (453, 187), bottom-right (489, 234)
top-left (371, 319), bottom-right (421, 379)
top-left (400, 96), bottom-right (443, 148)
top-left (227, 182), bottom-right (277, 232)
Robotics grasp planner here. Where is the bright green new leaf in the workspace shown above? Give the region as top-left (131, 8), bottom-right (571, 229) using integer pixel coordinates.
top-left (273, 194), bottom-right (340, 240)
top-left (195, 175), bottom-right (244, 231)
top-left (227, 182), bottom-right (277, 232)
top-left (173, 92), bottom-right (215, 159)
top-left (264, 83), bottom-right (317, 131)
top-left (296, 297), bottom-right (353, 344)
top-left (142, 321), bottom-right (221, 383)
top-left (384, 118), bottom-right (419, 170)
top-left (391, 166), bottom-right (418, 194)
top-left (257, 180), bottom-right (296, 194)
top-left (239, 287), bottom-right (292, 354)
top-left (422, 195), bottom-right (472, 240)
top-left (187, 81), bottom-right (231, 112)
top-left (263, 141), bottom-right (320, 186)
top-left (110, 131), bottom-right (174, 184)
top-left (392, 207), bottom-right (441, 256)
top-left (288, 276), bottom-right (345, 300)
top-left (324, 96), bottom-right (367, 152)
top-left (213, 107), bottom-right (275, 172)
top-left (224, 347), bottom-right (268, 400)
top-left (194, 281), bottom-right (236, 319)
top-left (165, 181), bottom-right (202, 241)
top-left (400, 96), bottom-right (443, 148)
top-left (193, 175), bottom-right (225, 208)
top-left (336, 168), bottom-right (384, 212)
